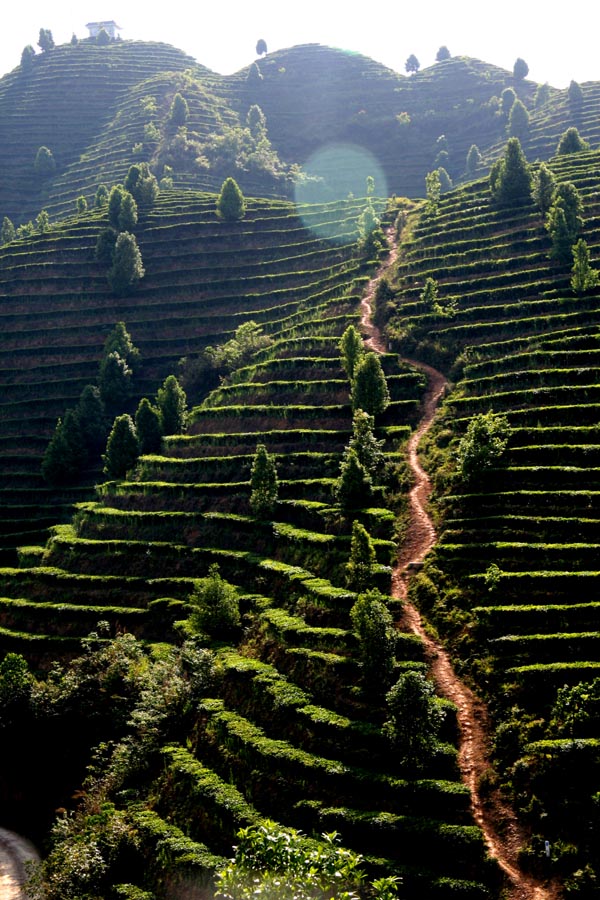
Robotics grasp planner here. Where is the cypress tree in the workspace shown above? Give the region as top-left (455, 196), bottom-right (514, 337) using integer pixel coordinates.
top-left (339, 325), bottom-right (364, 381)
top-left (1, 217), bottom-right (15, 244)
top-left (571, 239), bottom-right (599, 294)
top-left (103, 414), bottom-right (138, 478)
top-left (489, 137), bottom-right (532, 208)
top-left (108, 232), bottom-right (145, 295)
top-left (41, 410), bottom-right (86, 484)
top-left (135, 398), bottom-right (163, 453)
top-left (216, 177), bottom-right (245, 221)
top-left (532, 163), bottom-right (557, 217)
top-left (249, 444), bottom-right (278, 518)
top-left (350, 589), bottom-right (396, 692)
top-left (346, 521), bottom-right (377, 592)
top-left (351, 352), bottom-right (390, 417)
top-left (156, 375), bottom-right (188, 435)
top-left (99, 351), bottom-right (132, 411)
top-left (334, 448), bottom-right (373, 511)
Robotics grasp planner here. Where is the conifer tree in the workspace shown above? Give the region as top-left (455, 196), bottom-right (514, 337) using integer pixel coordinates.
top-left (103, 322), bottom-right (140, 371)
top-left (34, 146), bottom-right (55, 176)
top-left (508, 99), bottom-right (530, 141)
top-left (249, 443), bottom-right (278, 518)
top-left (351, 352), bottom-right (390, 417)
top-left (118, 192), bottom-right (138, 232)
top-left (500, 87), bottom-right (516, 118)
top-left (532, 163), bottom-right (556, 217)
top-left (108, 232), bottom-right (145, 295)
top-left (383, 671), bottom-right (445, 770)
top-left (568, 80), bottom-right (584, 107)
top-left (546, 182), bottom-right (583, 262)
top-left (339, 325), bottom-right (364, 382)
top-left (41, 410), bottom-right (85, 484)
top-left (108, 185), bottom-right (125, 229)
top-left (95, 184), bottom-right (109, 208)
top-left (466, 144), bottom-right (482, 176)
top-left (169, 93), bottom-right (189, 128)
top-left (534, 82), bottom-right (551, 108)
top-left (346, 521), bottom-right (377, 592)
top-left (556, 127), bottom-right (589, 156)
top-left (95, 227), bottom-right (118, 265)
top-left (571, 239), bottom-right (599, 294)
top-left (156, 375), bottom-right (188, 435)
top-left (216, 177), bottom-right (246, 221)
top-left (20, 46), bottom-right (35, 69)
top-left (103, 414), bottom-right (138, 478)
top-left (489, 137), bottom-right (532, 208)
top-left (547, 205), bottom-right (574, 263)
top-left (350, 589), bottom-right (396, 691)
top-left (513, 58), bottom-right (529, 80)
top-left (1, 217), bottom-right (15, 244)
top-left (334, 448), bottom-right (373, 511)
top-left (76, 384), bottom-right (107, 455)
top-left (348, 409), bottom-right (386, 479)
top-left (99, 351), bottom-right (132, 411)
top-left (135, 398), bottom-right (163, 453)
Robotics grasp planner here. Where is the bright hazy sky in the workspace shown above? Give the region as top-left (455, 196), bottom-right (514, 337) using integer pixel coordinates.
top-left (0, 1), bottom-right (599, 89)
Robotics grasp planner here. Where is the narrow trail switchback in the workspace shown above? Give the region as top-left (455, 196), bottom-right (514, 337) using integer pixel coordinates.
top-left (361, 227), bottom-right (559, 900)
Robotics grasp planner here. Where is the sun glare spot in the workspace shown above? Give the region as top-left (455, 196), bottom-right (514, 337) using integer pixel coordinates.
top-left (294, 143), bottom-right (387, 242)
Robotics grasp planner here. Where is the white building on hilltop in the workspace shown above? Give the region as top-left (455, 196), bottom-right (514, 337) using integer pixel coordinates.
top-left (86, 21), bottom-right (122, 39)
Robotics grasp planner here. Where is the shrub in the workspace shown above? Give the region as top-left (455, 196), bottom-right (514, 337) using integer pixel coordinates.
top-left (188, 564), bottom-right (240, 638)
top-left (456, 410), bottom-right (510, 483)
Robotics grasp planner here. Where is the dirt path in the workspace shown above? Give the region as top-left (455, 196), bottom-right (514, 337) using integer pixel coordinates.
top-left (0, 828), bottom-right (38, 900)
top-left (361, 228), bottom-right (559, 900)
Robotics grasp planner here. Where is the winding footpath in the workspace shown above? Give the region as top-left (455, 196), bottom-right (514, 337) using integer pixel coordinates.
top-left (361, 230), bottom-right (559, 900)
top-left (0, 828), bottom-right (38, 900)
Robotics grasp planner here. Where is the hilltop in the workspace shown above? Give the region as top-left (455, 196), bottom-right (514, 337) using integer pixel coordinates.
top-left (1, 36), bottom-right (594, 226)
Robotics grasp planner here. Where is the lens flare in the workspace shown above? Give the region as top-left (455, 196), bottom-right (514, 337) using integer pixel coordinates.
top-left (294, 143), bottom-right (387, 242)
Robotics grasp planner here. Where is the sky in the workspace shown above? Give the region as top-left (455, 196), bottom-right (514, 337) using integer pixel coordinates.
top-left (1, 1), bottom-right (599, 89)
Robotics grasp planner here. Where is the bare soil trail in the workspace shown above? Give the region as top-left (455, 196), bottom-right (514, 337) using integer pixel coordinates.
top-left (0, 828), bottom-right (38, 900)
top-left (361, 228), bottom-right (560, 900)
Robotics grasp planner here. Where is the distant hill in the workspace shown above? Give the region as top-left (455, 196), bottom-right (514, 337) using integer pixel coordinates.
top-left (2, 37), bottom-right (596, 225)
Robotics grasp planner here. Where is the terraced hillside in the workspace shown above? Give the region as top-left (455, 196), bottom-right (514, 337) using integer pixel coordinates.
top-left (0, 209), bottom-right (505, 897)
top-left (0, 190), bottom-right (372, 560)
top-left (386, 147), bottom-right (600, 886)
top-left (4, 37), bottom-right (591, 226)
